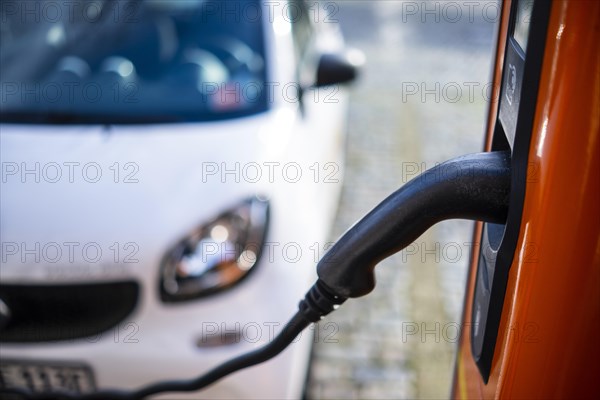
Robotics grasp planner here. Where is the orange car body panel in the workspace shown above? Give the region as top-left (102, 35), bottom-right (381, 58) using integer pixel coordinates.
top-left (453, 0), bottom-right (600, 398)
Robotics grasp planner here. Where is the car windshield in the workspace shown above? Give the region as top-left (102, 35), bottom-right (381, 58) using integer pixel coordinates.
top-left (0, 0), bottom-right (268, 124)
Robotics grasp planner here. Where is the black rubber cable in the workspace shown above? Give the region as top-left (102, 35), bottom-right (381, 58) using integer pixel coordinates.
top-left (0, 312), bottom-right (308, 400)
top-left (0, 151), bottom-right (510, 399)
top-left (0, 281), bottom-right (344, 400)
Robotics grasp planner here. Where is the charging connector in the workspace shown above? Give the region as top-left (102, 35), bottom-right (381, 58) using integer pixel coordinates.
top-left (1, 151), bottom-right (510, 400)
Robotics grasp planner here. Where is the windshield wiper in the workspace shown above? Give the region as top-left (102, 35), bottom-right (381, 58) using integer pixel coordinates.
top-left (0, 111), bottom-right (183, 125)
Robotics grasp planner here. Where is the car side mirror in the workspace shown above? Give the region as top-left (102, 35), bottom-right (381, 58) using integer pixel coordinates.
top-left (314, 48), bottom-right (365, 87)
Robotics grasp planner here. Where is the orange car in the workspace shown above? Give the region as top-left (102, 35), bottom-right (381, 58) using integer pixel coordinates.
top-left (452, 0), bottom-right (600, 398)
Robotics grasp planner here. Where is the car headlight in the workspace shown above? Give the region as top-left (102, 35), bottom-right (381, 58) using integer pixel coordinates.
top-left (160, 197), bottom-right (269, 302)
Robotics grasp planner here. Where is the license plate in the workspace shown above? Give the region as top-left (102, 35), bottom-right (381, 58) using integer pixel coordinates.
top-left (0, 359), bottom-right (95, 394)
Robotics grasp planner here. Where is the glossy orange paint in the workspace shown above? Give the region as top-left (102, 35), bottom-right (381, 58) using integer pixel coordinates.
top-left (453, 0), bottom-right (600, 398)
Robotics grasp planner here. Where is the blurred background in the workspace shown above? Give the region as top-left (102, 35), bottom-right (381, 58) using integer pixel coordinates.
top-left (306, 1), bottom-right (499, 399)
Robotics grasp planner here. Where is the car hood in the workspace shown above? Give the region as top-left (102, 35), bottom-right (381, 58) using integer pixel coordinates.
top-left (0, 109), bottom-right (297, 281)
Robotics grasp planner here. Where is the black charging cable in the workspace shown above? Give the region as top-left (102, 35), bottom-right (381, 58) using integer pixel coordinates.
top-left (1, 151), bottom-right (511, 400)
top-left (0, 281), bottom-right (345, 400)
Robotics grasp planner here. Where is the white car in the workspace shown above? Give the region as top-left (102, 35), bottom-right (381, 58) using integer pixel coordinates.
top-left (0, 1), bottom-right (361, 398)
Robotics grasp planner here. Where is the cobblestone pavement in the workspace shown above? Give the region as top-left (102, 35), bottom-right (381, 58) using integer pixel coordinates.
top-left (306, 1), bottom-right (498, 399)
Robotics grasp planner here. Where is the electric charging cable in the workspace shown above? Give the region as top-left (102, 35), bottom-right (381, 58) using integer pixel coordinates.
top-left (1, 151), bottom-right (510, 400)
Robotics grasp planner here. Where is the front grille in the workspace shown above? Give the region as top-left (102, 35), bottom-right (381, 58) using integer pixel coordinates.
top-left (0, 281), bottom-right (139, 342)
